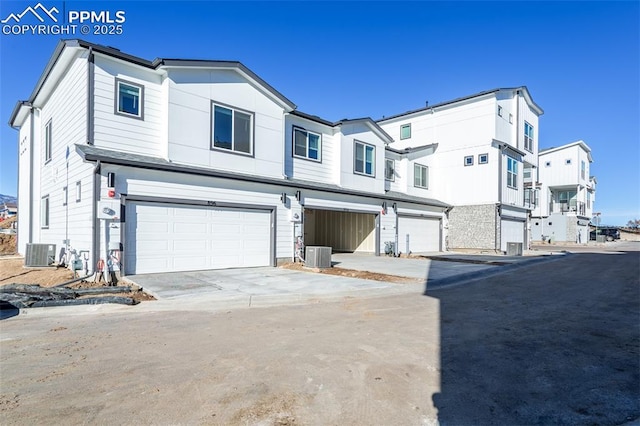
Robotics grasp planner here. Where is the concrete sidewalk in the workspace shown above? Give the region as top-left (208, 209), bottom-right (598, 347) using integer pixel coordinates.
top-left (123, 251), bottom-right (560, 313)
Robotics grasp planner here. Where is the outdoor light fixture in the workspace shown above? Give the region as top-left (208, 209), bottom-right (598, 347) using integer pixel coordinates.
top-left (280, 193), bottom-right (287, 204)
top-left (107, 172), bottom-right (115, 188)
top-left (295, 190), bottom-right (301, 201)
top-left (392, 203), bottom-right (397, 213)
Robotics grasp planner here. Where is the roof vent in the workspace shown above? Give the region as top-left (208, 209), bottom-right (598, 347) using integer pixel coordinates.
top-left (25, 244), bottom-right (56, 267)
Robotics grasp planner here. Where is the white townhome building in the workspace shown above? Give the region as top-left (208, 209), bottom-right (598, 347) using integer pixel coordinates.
top-left (9, 39), bottom-right (450, 276)
top-left (530, 141), bottom-right (596, 243)
top-left (377, 88), bottom-right (544, 253)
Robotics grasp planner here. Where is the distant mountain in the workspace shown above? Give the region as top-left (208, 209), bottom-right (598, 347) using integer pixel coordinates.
top-left (0, 194), bottom-right (17, 204)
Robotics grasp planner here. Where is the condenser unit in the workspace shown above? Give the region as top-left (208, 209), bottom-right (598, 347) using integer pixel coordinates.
top-left (25, 243), bottom-right (56, 267)
top-left (305, 246), bottom-right (332, 268)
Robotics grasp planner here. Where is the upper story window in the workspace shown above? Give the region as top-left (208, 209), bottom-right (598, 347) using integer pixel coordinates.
top-left (44, 120), bottom-right (52, 163)
top-left (211, 103), bottom-right (253, 155)
top-left (400, 124), bottom-right (411, 140)
top-left (524, 121), bottom-right (534, 152)
top-left (385, 159), bottom-right (395, 181)
top-left (507, 156), bottom-right (518, 189)
top-left (354, 141), bottom-right (375, 177)
top-left (478, 153), bottom-right (488, 164)
top-left (41, 195), bottom-right (49, 229)
top-left (581, 160), bottom-right (586, 179)
top-left (414, 163), bottom-right (429, 189)
top-left (464, 155), bottom-right (474, 166)
top-left (293, 127), bottom-right (321, 162)
top-left (565, 159), bottom-right (572, 165)
top-left (115, 79), bottom-right (144, 119)
top-left (498, 105), bottom-right (503, 117)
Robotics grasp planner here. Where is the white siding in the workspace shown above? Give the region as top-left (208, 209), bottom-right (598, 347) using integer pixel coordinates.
top-left (284, 115), bottom-right (336, 184)
top-left (166, 68), bottom-right (285, 179)
top-left (17, 114), bottom-right (33, 254)
top-left (93, 55), bottom-right (164, 157)
top-left (36, 53), bottom-right (94, 257)
top-left (338, 123), bottom-right (386, 194)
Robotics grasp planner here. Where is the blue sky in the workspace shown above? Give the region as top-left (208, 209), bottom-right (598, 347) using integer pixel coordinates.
top-left (0, 1), bottom-right (638, 225)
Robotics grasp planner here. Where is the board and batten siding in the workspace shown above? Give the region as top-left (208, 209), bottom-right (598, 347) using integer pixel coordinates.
top-left (284, 116), bottom-right (336, 185)
top-left (338, 123), bottom-right (386, 194)
top-left (37, 52), bottom-right (94, 255)
top-left (93, 55), bottom-right (164, 157)
top-left (166, 68), bottom-right (285, 179)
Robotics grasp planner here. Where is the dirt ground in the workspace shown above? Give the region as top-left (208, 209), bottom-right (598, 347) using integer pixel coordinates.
top-left (1, 242), bottom-right (637, 425)
top-left (280, 261), bottom-right (421, 284)
top-left (0, 258), bottom-right (154, 303)
top-left (0, 216), bottom-right (17, 255)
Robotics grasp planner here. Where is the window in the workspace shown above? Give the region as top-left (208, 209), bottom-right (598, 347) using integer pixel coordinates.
top-left (565, 159), bottom-right (572, 165)
top-left (62, 186), bottom-right (67, 206)
top-left (354, 141), bottom-right (375, 176)
top-left (478, 153), bottom-right (488, 164)
top-left (293, 127), bottom-right (321, 161)
top-left (116, 79), bottom-right (143, 119)
top-left (524, 121), bottom-right (534, 152)
top-left (41, 195), bottom-right (49, 228)
top-left (385, 159), bottom-right (395, 181)
top-left (507, 156), bottom-right (518, 189)
top-left (464, 155), bottom-right (474, 166)
top-left (581, 160), bottom-right (586, 179)
top-left (212, 103), bottom-right (253, 155)
top-left (400, 124), bottom-right (411, 140)
top-left (523, 168), bottom-right (531, 180)
top-left (75, 181), bottom-right (82, 202)
top-left (414, 163), bottom-right (429, 188)
top-left (545, 161), bottom-right (551, 167)
top-left (498, 105), bottom-right (503, 117)
top-left (44, 120), bottom-right (52, 163)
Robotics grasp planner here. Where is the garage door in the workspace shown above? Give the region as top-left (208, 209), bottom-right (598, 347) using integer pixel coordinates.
top-left (125, 202), bottom-right (272, 275)
top-left (397, 216), bottom-right (441, 253)
top-left (501, 219), bottom-right (525, 252)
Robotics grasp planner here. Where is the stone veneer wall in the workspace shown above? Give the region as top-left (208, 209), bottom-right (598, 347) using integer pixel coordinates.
top-left (447, 204), bottom-right (498, 250)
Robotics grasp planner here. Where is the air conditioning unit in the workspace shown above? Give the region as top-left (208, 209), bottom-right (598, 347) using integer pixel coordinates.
top-left (305, 246), bottom-right (332, 268)
top-left (25, 243), bottom-right (56, 267)
top-left (506, 242), bottom-right (523, 256)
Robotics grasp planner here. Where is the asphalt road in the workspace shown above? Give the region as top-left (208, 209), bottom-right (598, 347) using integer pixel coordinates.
top-left (1, 242), bottom-right (638, 425)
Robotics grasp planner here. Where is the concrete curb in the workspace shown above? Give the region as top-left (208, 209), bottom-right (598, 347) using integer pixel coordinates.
top-left (425, 252), bottom-right (569, 292)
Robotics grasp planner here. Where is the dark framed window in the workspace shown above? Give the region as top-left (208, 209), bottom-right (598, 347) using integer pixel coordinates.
top-left (464, 155), bottom-right (474, 166)
top-left (524, 121), bottom-right (534, 152)
top-left (414, 163), bottom-right (429, 189)
top-left (507, 156), bottom-right (518, 189)
top-left (478, 153), bottom-right (488, 164)
top-left (211, 103), bottom-right (253, 155)
top-left (400, 123), bottom-right (411, 140)
top-left (293, 127), bottom-right (321, 162)
top-left (354, 141), bottom-right (375, 177)
top-left (385, 159), bottom-right (395, 181)
top-left (41, 195), bottom-right (49, 228)
top-left (115, 79), bottom-right (144, 119)
top-left (44, 120), bottom-right (52, 163)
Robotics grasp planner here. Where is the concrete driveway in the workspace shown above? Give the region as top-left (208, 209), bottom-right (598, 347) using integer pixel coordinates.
top-left (125, 251), bottom-right (556, 312)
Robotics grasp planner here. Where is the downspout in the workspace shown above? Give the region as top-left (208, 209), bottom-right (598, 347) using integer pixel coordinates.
top-left (87, 47), bottom-right (98, 273)
top-left (28, 107), bottom-right (35, 244)
top-left (515, 90), bottom-right (521, 151)
top-left (92, 161), bottom-right (101, 274)
top-left (497, 146), bottom-right (503, 252)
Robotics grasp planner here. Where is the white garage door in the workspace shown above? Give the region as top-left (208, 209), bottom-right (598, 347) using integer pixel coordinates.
top-left (501, 219), bottom-right (525, 252)
top-left (125, 202), bottom-right (271, 275)
top-left (397, 216), bottom-right (441, 253)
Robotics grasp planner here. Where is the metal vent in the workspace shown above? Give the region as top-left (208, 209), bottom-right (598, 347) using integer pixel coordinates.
top-left (305, 246), bottom-right (332, 268)
top-left (25, 244), bottom-right (56, 267)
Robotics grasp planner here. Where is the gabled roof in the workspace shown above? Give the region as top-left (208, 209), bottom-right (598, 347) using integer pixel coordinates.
top-left (290, 111), bottom-right (394, 144)
top-left (10, 39), bottom-right (297, 127)
top-left (377, 86), bottom-right (544, 123)
top-left (539, 140), bottom-right (593, 162)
